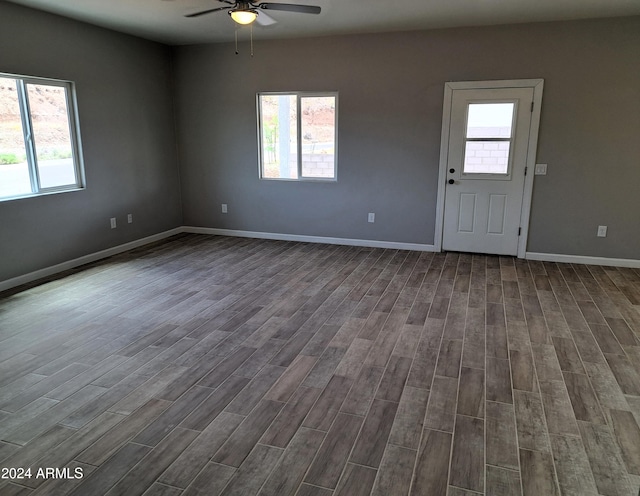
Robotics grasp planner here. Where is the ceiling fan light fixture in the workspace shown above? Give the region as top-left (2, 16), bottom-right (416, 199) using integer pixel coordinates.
top-left (229, 9), bottom-right (258, 25)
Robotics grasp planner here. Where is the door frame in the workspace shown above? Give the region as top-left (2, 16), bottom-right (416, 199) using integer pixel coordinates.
top-left (434, 79), bottom-right (544, 258)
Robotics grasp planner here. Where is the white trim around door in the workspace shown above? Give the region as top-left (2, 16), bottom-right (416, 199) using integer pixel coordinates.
top-left (434, 79), bottom-right (544, 258)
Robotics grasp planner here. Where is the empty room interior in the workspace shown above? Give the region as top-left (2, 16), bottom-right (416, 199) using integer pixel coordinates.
top-left (1, 0), bottom-right (640, 494)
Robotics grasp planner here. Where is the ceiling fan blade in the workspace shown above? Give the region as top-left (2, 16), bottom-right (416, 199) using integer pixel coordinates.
top-left (185, 6), bottom-right (231, 18)
top-left (255, 11), bottom-right (277, 26)
top-left (257, 3), bottom-right (321, 14)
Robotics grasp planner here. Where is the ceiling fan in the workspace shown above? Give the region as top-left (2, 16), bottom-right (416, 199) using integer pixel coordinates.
top-left (186, 1), bottom-right (321, 26)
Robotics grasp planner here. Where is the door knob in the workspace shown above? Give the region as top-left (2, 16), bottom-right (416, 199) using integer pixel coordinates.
top-left (449, 168), bottom-right (455, 173)
top-left (448, 179), bottom-right (455, 185)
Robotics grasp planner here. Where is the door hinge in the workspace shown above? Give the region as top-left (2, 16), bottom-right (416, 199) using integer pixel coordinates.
top-left (531, 101), bottom-right (534, 112)
top-left (524, 166), bottom-right (528, 176)
top-left (518, 227), bottom-right (522, 236)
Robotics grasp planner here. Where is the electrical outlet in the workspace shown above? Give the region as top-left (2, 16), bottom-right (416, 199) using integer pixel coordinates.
top-left (222, 204), bottom-right (228, 214)
top-left (127, 214), bottom-right (133, 224)
top-left (368, 213), bottom-right (375, 223)
top-left (597, 225), bottom-right (607, 237)
top-left (110, 217), bottom-right (117, 229)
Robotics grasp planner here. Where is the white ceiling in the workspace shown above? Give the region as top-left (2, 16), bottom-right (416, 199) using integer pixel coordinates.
top-left (6, 0), bottom-right (640, 46)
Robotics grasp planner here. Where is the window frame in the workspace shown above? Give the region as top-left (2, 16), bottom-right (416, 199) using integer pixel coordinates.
top-left (257, 91), bottom-right (338, 182)
top-left (0, 72), bottom-right (85, 202)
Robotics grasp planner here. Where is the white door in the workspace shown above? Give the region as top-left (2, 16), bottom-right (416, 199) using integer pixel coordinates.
top-left (442, 86), bottom-right (536, 256)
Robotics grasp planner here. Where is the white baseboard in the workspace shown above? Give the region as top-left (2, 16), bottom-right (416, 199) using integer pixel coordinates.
top-left (182, 226), bottom-right (438, 252)
top-left (526, 252), bottom-right (640, 268)
top-left (0, 228), bottom-right (183, 293)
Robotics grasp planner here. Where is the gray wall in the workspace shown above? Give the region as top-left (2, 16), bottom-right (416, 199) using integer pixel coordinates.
top-left (174, 16), bottom-right (640, 259)
top-left (0, 2), bottom-right (182, 282)
top-left (1, 6), bottom-right (638, 286)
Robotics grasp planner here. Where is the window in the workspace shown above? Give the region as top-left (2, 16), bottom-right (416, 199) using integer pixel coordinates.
top-left (463, 102), bottom-right (515, 175)
top-left (0, 73), bottom-right (84, 200)
top-left (258, 92), bottom-right (337, 180)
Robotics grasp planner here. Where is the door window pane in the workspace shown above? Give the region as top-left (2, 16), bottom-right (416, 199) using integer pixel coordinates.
top-left (466, 103), bottom-right (514, 138)
top-left (0, 77), bottom-right (31, 198)
top-left (463, 102), bottom-right (514, 174)
top-left (464, 141), bottom-right (510, 174)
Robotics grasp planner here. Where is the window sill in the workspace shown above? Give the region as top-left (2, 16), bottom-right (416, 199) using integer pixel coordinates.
top-left (0, 186), bottom-right (85, 203)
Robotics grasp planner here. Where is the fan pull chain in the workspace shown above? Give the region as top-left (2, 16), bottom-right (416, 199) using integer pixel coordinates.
top-left (232, 24), bottom-right (254, 57)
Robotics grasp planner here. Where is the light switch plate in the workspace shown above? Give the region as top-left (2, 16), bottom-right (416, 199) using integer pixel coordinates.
top-left (535, 163), bottom-right (548, 175)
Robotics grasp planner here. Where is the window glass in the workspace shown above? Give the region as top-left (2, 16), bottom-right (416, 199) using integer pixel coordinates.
top-left (260, 94), bottom-right (298, 179)
top-left (259, 92), bottom-right (336, 181)
top-left (26, 83), bottom-right (77, 189)
top-left (301, 96), bottom-right (336, 179)
top-left (0, 77), bottom-right (31, 198)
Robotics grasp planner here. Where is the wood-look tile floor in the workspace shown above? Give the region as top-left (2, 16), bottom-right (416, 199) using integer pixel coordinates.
top-left (1, 233), bottom-right (640, 496)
